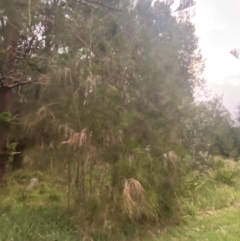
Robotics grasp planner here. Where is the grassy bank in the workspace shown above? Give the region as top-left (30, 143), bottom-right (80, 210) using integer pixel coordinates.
top-left (1, 158), bottom-right (240, 240)
top-left (157, 206), bottom-right (240, 241)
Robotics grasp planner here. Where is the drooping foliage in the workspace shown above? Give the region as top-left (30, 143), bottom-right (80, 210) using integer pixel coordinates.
top-left (1, 0), bottom-right (240, 236)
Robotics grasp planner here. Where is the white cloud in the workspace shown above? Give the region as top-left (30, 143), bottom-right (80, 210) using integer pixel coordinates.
top-left (193, 0), bottom-right (240, 113)
top-left (194, 0), bottom-right (240, 85)
top-left (171, 0), bottom-right (240, 112)
top-left (229, 78), bottom-right (240, 86)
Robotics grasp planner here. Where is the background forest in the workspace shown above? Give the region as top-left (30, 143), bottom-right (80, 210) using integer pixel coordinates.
top-left (1, 0), bottom-right (240, 240)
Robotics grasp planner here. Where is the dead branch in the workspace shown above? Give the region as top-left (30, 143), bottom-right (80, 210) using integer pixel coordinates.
top-left (9, 152), bottom-right (21, 155)
top-left (8, 79), bottom-right (37, 89)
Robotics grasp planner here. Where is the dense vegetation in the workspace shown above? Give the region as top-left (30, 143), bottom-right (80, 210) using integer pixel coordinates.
top-left (1, 0), bottom-right (240, 240)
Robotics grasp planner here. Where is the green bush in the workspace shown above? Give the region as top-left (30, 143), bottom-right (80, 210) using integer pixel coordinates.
top-left (0, 111), bottom-right (11, 127)
top-left (214, 168), bottom-right (239, 186)
top-left (212, 158), bottom-right (240, 186)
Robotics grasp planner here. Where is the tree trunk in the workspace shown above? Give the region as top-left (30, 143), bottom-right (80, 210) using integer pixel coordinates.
top-left (0, 86), bottom-right (12, 186)
top-left (12, 140), bottom-right (26, 170)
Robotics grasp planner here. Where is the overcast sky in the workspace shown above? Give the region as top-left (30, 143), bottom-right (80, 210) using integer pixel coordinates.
top-left (193, 0), bottom-right (240, 114)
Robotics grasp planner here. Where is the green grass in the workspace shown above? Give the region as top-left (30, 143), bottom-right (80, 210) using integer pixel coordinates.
top-left (2, 204), bottom-right (240, 241)
top-left (1, 159), bottom-right (240, 241)
top-left (0, 206), bottom-right (79, 241)
top-left (0, 170), bottom-right (78, 241)
top-left (155, 206), bottom-right (240, 241)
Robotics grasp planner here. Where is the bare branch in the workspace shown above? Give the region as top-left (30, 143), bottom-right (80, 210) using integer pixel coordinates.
top-left (77, 36), bottom-right (90, 49)
top-left (85, 0), bottom-right (121, 12)
top-left (73, 0), bottom-right (100, 11)
top-left (9, 152), bottom-right (21, 155)
top-left (73, 0), bottom-right (196, 15)
top-left (172, 1), bottom-right (196, 13)
top-left (8, 79), bottom-right (37, 89)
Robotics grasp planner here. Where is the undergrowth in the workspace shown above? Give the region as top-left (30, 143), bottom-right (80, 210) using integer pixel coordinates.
top-left (1, 154), bottom-right (240, 240)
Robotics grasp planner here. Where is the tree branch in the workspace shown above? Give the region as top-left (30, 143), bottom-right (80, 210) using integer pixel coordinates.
top-left (0, 71), bottom-right (4, 82)
top-left (8, 79), bottom-right (37, 89)
top-left (74, 0), bottom-right (100, 11)
top-left (73, 0), bottom-right (121, 12)
top-left (172, 2), bottom-right (196, 13)
top-left (73, 0), bottom-right (196, 15)
top-left (85, 0), bottom-right (121, 12)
